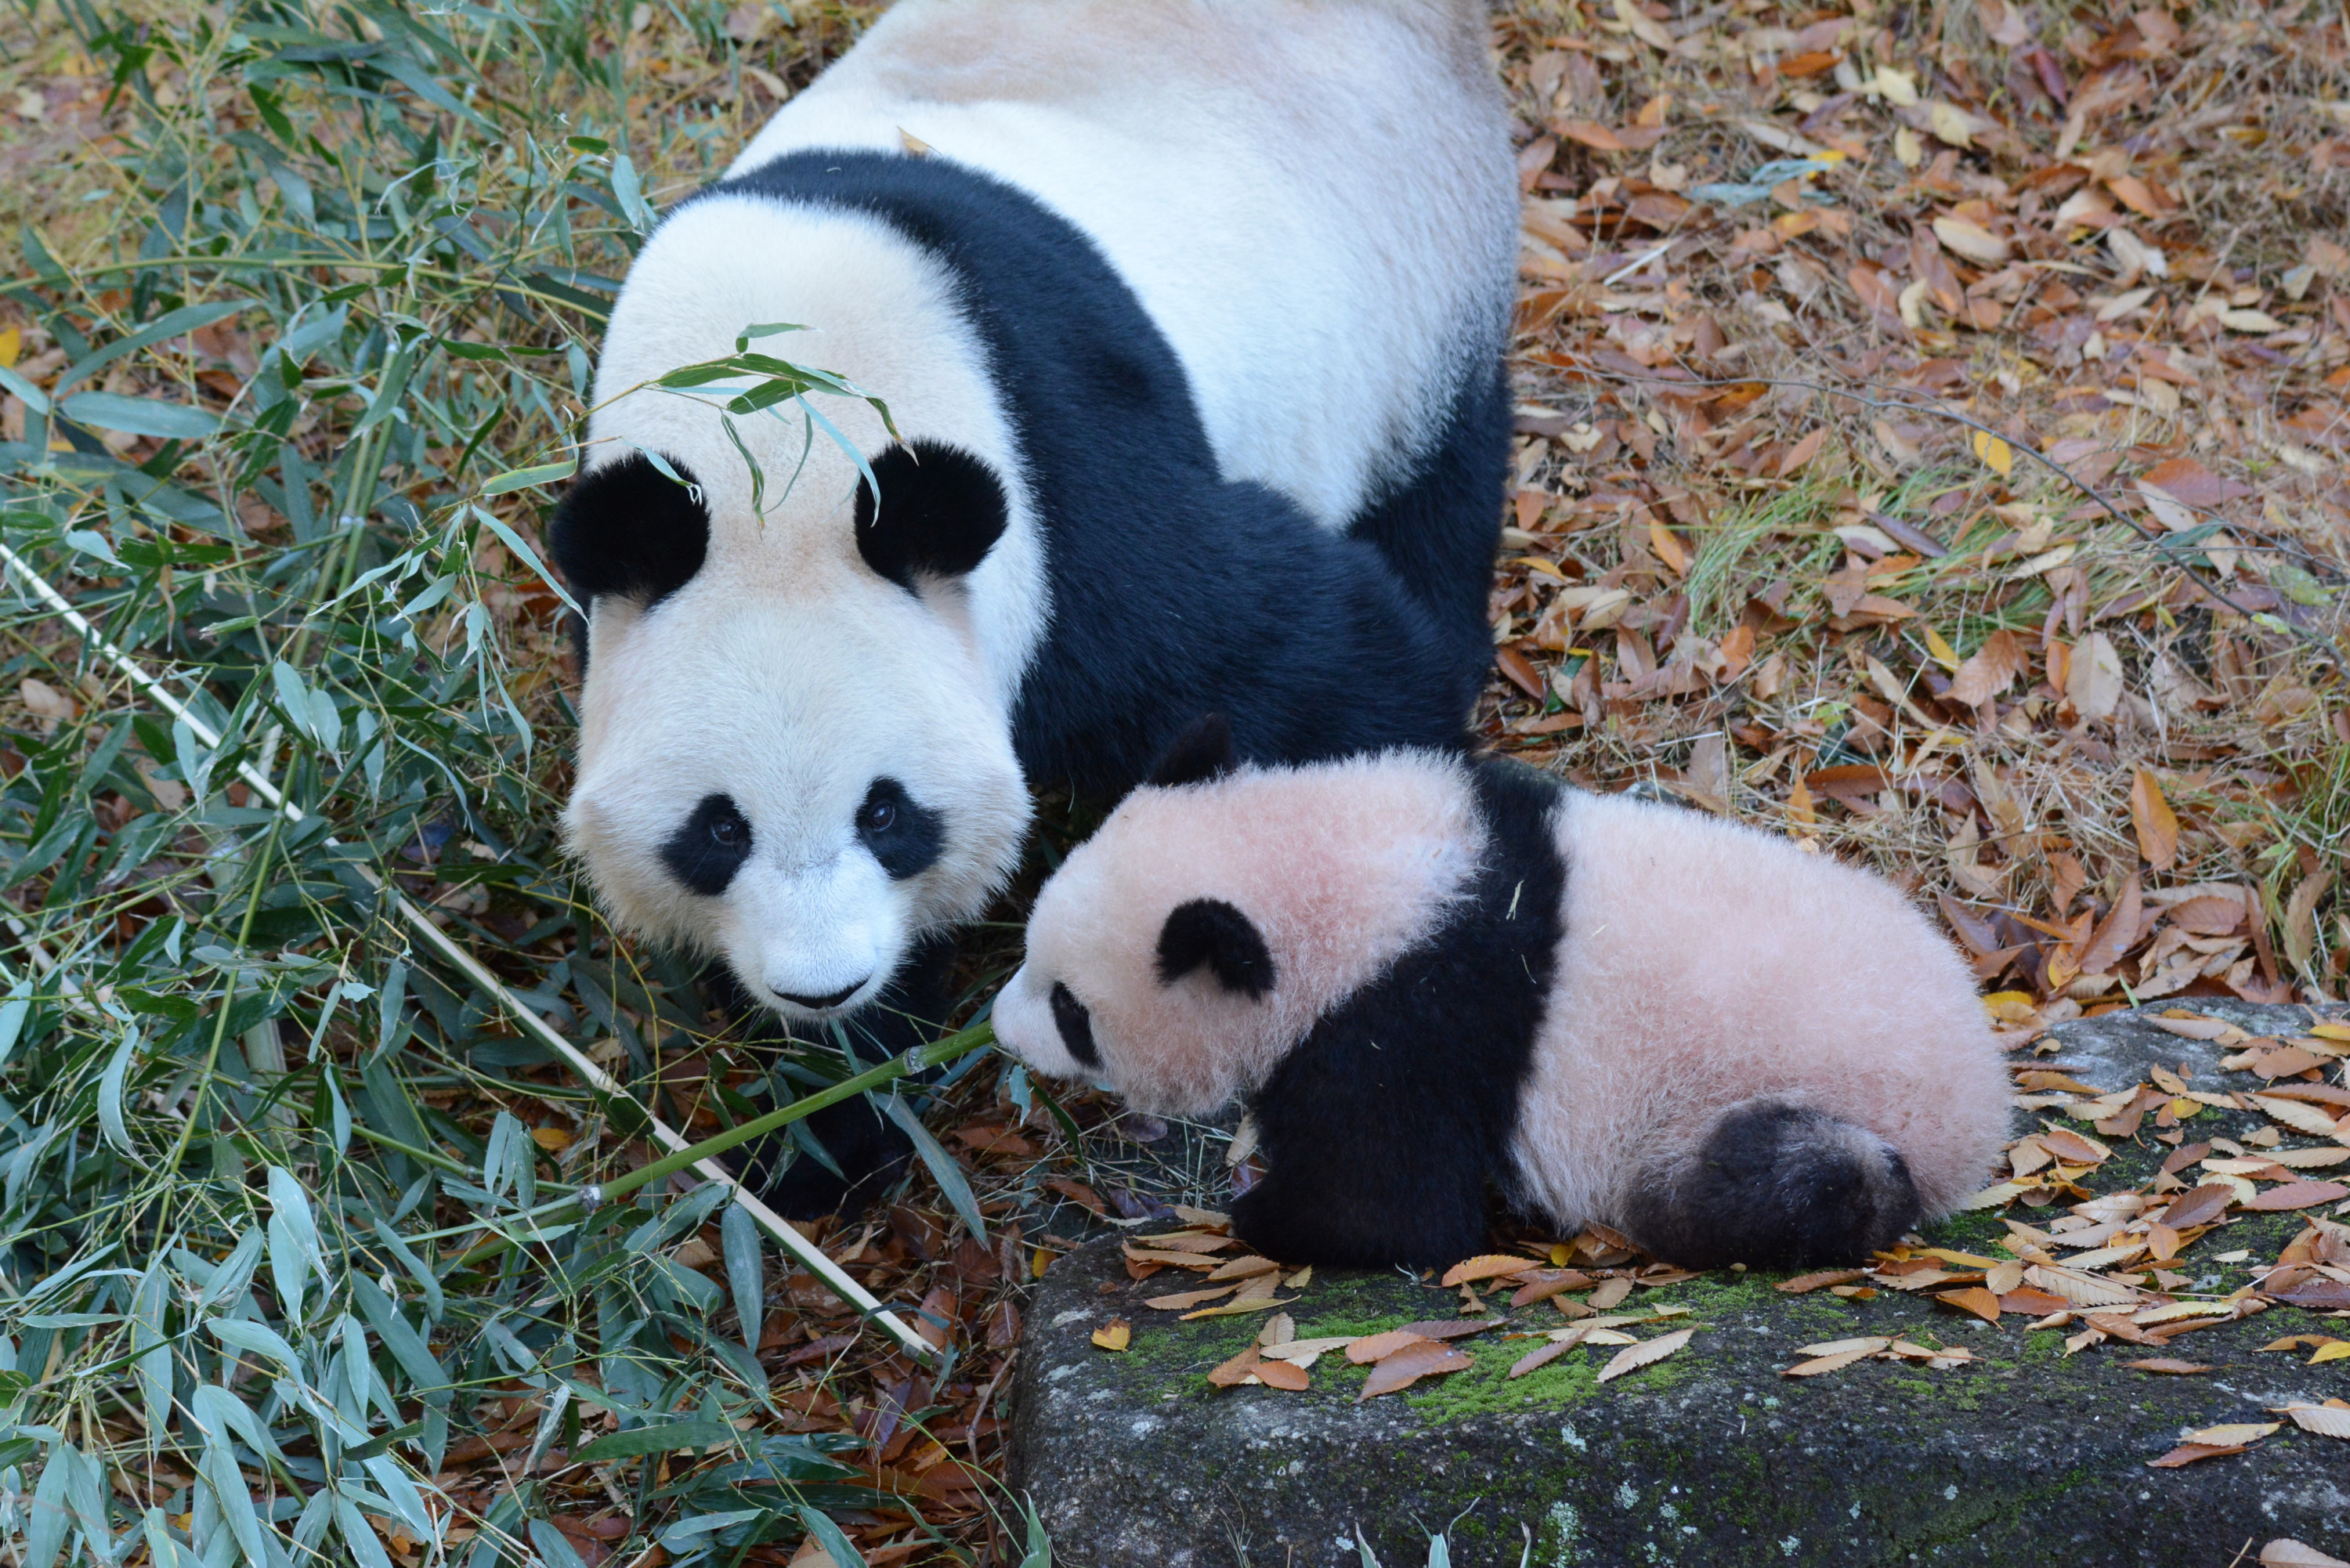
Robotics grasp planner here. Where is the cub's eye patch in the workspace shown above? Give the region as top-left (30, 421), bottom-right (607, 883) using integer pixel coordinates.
top-left (1049, 982), bottom-right (1100, 1068)
top-left (857, 777), bottom-right (944, 880)
top-left (662, 793), bottom-right (753, 895)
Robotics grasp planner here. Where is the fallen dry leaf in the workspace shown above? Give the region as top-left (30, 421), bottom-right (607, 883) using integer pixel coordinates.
top-left (2156, 1183), bottom-right (2236, 1230)
top-left (1346, 1329), bottom-right (1430, 1366)
top-left (1177, 1295), bottom-right (1296, 1321)
top-left (1508, 1334), bottom-right (1585, 1379)
top-left (2130, 769), bottom-right (2180, 869)
top-left (1441, 1254), bottom-right (1538, 1288)
top-left (2281, 1404), bottom-right (2350, 1440)
top-left (1596, 1327), bottom-right (1694, 1384)
top-left (1090, 1319), bottom-right (1130, 1353)
top-left (2122, 1358), bottom-right (2212, 1375)
top-left (1357, 1340), bottom-right (1474, 1401)
top-left (1776, 1268), bottom-right (1866, 1294)
top-left (2243, 1180), bottom-right (2350, 1212)
top-left (1588, 1276), bottom-right (1635, 1310)
top-left (1143, 1284), bottom-right (1238, 1311)
top-left (2261, 1544), bottom-right (2350, 1568)
top-left (1783, 1339), bottom-right (1888, 1378)
top-left (1936, 1286), bottom-right (2001, 1323)
top-left (2187, 1422), bottom-right (2281, 1447)
top-left (2148, 1441), bottom-right (2247, 1469)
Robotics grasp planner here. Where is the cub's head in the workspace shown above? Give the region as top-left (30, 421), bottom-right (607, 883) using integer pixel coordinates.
top-left (993, 719), bottom-right (1485, 1117)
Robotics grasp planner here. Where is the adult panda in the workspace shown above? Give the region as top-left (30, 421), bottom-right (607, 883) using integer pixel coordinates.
top-left (550, 0), bottom-right (1517, 1215)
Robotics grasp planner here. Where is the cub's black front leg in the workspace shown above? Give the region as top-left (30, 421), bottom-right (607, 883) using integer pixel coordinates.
top-left (1231, 1033), bottom-right (1491, 1273)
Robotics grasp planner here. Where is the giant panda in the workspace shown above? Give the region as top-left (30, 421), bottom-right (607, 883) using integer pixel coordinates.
top-left (992, 719), bottom-right (2011, 1270)
top-left (548, 1), bottom-right (1518, 1214)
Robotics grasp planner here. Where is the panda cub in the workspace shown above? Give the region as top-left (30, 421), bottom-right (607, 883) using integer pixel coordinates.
top-left (994, 719), bottom-right (2010, 1271)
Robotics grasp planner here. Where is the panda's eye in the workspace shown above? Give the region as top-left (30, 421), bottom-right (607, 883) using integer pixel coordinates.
top-left (857, 778), bottom-right (943, 880)
top-left (661, 793), bottom-right (752, 897)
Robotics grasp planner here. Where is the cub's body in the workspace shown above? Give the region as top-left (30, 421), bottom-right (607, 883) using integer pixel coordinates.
top-left (997, 733), bottom-right (2009, 1270)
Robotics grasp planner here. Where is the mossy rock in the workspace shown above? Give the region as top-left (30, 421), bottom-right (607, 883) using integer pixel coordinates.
top-left (1007, 1003), bottom-right (2350, 1566)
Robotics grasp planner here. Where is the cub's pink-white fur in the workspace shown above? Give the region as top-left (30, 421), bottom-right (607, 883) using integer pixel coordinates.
top-left (996, 749), bottom-right (2008, 1256)
top-left (1513, 786), bottom-right (2007, 1227)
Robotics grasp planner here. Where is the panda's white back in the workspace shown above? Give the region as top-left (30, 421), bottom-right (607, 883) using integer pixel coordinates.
top-left (725, 0), bottom-right (1515, 527)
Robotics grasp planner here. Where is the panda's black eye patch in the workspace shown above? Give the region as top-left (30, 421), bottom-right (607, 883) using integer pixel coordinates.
top-left (1050, 982), bottom-right (1101, 1068)
top-left (661, 793), bottom-right (752, 896)
top-left (856, 777), bottom-right (943, 880)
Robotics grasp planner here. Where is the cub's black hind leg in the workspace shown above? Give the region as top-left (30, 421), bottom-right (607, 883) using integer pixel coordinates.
top-left (710, 934), bottom-right (958, 1220)
top-left (1622, 1099), bottom-right (1919, 1270)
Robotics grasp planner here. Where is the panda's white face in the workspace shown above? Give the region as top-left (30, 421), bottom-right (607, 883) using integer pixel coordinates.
top-left (564, 562), bottom-right (1029, 1021)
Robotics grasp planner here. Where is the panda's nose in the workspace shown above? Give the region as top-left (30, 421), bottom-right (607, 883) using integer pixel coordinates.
top-left (777, 977), bottom-right (869, 1011)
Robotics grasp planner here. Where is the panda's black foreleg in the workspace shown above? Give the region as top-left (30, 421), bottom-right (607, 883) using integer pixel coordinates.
top-left (1619, 1098), bottom-right (1920, 1270)
top-left (709, 934), bottom-right (959, 1221)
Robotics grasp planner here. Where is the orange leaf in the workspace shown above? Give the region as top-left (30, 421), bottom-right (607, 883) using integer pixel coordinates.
top-left (1206, 1343), bottom-right (1263, 1386)
top-left (2146, 1442), bottom-right (2246, 1469)
top-left (1356, 1341), bottom-right (1473, 1400)
top-left (1777, 1269), bottom-right (1867, 1294)
top-left (2122, 1359), bottom-right (2211, 1375)
top-left (1937, 1286), bottom-right (2002, 1323)
top-left (1596, 1327), bottom-right (1694, 1383)
top-left (1552, 120), bottom-right (1625, 152)
top-left (2075, 874), bottom-right (2141, 977)
top-left (1091, 1318), bottom-right (1130, 1353)
top-left (1777, 427), bottom-right (1827, 477)
top-left (2243, 1180), bottom-right (2350, 1212)
top-left (1495, 645), bottom-right (1547, 700)
top-left (1346, 1329), bottom-right (1433, 1366)
top-left (1647, 518), bottom-right (1691, 575)
top-left (2131, 769), bottom-right (2179, 869)
top-left (1441, 1254), bottom-right (1541, 1288)
top-left (1253, 1357), bottom-right (1311, 1392)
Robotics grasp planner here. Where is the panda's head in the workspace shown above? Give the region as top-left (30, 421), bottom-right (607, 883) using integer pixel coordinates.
top-left (552, 196), bottom-right (1041, 1022)
top-left (552, 444), bottom-right (1032, 1023)
top-left (994, 719), bottom-right (1485, 1117)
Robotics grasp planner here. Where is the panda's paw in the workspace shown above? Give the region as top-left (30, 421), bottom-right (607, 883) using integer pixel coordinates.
top-left (1623, 1098), bottom-right (1919, 1270)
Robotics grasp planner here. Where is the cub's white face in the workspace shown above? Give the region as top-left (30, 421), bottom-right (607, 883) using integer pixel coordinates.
top-left (565, 566), bottom-right (1029, 1021)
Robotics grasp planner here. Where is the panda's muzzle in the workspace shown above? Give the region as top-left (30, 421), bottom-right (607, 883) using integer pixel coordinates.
top-left (777, 977), bottom-right (870, 1011)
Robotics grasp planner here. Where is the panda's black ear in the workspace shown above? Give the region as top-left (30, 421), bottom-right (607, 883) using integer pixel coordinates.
top-left (1155, 898), bottom-right (1277, 999)
top-left (549, 453), bottom-right (710, 612)
top-left (855, 442), bottom-right (1009, 590)
top-left (1148, 713), bottom-right (1236, 789)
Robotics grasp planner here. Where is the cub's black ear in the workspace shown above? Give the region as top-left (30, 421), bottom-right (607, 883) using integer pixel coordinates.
top-left (549, 453), bottom-right (710, 612)
top-left (855, 441), bottom-right (1009, 591)
top-left (1148, 713), bottom-right (1236, 789)
top-left (1155, 898), bottom-right (1277, 999)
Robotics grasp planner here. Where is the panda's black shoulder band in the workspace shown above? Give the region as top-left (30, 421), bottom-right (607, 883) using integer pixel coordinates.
top-left (549, 452), bottom-right (710, 611)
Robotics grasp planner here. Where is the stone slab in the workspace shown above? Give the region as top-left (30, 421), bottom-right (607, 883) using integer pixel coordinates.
top-left (1009, 1004), bottom-right (2350, 1566)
